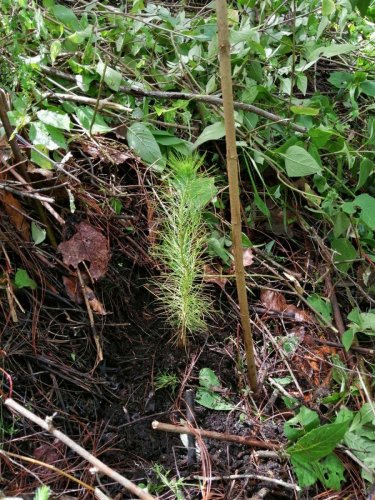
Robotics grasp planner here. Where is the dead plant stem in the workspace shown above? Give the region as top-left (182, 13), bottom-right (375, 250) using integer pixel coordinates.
top-left (216, 0), bottom-right (257, 391)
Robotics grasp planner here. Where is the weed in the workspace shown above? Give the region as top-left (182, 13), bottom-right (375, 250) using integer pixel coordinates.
top-left (154, 371), bottom-right (179, 393)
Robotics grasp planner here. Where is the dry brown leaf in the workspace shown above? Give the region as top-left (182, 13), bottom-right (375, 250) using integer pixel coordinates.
top-left (0, 192), bottom-right (30, 241)
top-left (58, 222), bottom-right (109, 280)
top-left (203, 264), bottom-right (228, 289)
top-left (260, 289), bottom-right (287, 311)
top-left (243, 247), bottom-right (254, 267)
top-left (63, 275), bottom-right (107, 315)
top-left (79, 139), bottom-right (132, 165)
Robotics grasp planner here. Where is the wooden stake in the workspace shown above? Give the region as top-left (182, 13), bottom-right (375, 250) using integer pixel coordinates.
top-left (216, 0), bottom-right (257, 391)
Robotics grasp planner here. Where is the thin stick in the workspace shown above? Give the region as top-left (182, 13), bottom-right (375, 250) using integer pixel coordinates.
top-left (216, 0), bottom-right (257, 391)
top-left (40, 66), bottom-right (307, 133)
top-left (193, 474), bottom-right (300, 492)
top-left (4, 398), bottom-right (155, 500)
top-left (152, 421), bottom-right (280, 450)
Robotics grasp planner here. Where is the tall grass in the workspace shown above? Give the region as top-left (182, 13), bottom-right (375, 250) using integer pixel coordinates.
top-left (154, 154), bottom-right (216, 346)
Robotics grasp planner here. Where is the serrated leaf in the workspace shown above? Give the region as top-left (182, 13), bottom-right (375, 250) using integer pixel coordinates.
top-left (199, 368), bottom-right (220, 389)
top-left (290, 456), bottom-right (318, 487)
top-left (37, 110), bottom-right (70, 131)
top-left (193, 122), bottom-right (226, 150)
top-left (96, 60), bottom-right (123, 92)
top-left (31, 222), bottom-right (46, 244)
top-left (127, 123), bottom-right (165, 171)
top-left (318, 454), bottom-right (345, 490)
top-left (15, 269), bottom-right (37, 289)
top-left (284, 146), bottom-right (322, 177)
top-left (287, 420), bottom-right (351, 462)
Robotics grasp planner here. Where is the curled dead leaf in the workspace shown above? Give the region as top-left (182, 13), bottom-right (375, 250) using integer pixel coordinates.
top-left (63, 275), bottom-right (107, 315)
top-left (0, 192), bottom-right (30, 241)
top-left (260, 289), bottom-right (314, 323)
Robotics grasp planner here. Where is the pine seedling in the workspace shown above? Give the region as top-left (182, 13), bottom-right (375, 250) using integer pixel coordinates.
top-left (154, 154), bottom-right (216, 346)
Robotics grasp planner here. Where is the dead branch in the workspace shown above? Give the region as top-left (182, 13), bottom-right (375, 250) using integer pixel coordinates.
top-left (152, 420), bottom-right (281, 451)
top-left (4, 398), bottom-right (155, 500)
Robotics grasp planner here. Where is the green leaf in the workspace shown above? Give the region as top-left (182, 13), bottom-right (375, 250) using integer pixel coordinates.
top-left (284, 406), bottom-right (320, 442)
top-left (307, 294), bottom-right (333, 323)
top-left (127, 123), bottom-right (165, 171)
top-left (29, 122), bottom-right (66, 150)
top-left (350, 0), bottom-right (371, 16)
top-left (50, 40), bottom-right (62, 64)
top-left (96, 60), bottom-right (123, 92)
top-left (15, 269), bottom-right (37, 289)
top-left (199, 367), bottom-right (220, 389)
top-left (331, 238), bottom-right (357, 272)
top-left (360, 81), bottom-right (375, 97)
top-left (342, 328), bottom-right (355, 351)
top-left (37, 110), bottom-right (70, 131)
top-left (52, 5), bottom-right (80, 31)
top-left (196, 388), bottom-right (234, 411)
top-left (290, 456), bottom-right (318, 488)
top-left (328, 71), bottom-right (354, 89)
top-left (284, 146), bottom-right (322, 177)
top-left (31, 146), bottom-right (53, 170)
top-left (34, 485), bottom-right (51, 500)
top-left (318, 454), bottom-right (345, 490)
top-left (290, 106), bottom-right (319, 116)
top-left (296, 74), bottom-right (308, 95)
top-left (287, 419), bottom-right (351, 462)
top-left (31, 222), bottom-right (46, 245)
top-left (345, 194), bottom-right (375, 230)
top-left (185, 177), bottom-right (217, 209)
top-left (75, 106), bottom-right (112, 134)
top-left (110, 198), bottom-right (122, 215)
top-left (193, 122), bottom-right (226, 149)
top-left (310, 44), bottom-right (355, 61)
top-left (322, 0), bottom-right (336, 15)
top-left (357, 158), bottom-right (374, 190)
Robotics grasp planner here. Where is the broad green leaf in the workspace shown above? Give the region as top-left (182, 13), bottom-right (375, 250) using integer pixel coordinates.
top-left (287, 420), bottom-right (351, 462)
top-left (350, 0), bottom-right (372, 16)
top-left (318, 454), bottom-right (345, 490)
top-left (193, 122), bottom-right (226, 149)
top-left (31, 146), bottom-right (53, 170)
top-left (328, 71), bottom-right (354, 89)
top-left (29, 122), bottom-right (66, 150)
top-left (15, 269), bottom-right (37, 289)
top-left (206, 75), bottom-right (216, 94)
top-left (196, 388), bottom-right (234, 411)
top-left (247, 61), bottom-right (263, 83)
top-left (290, 456), bottom-right (318, 488)
top-left (310, 44), bottom-right (355, 61)
top-left (50, 40), bottom-right (62, 63)
top-left (284, 406), bottom-right (320, 442)
top-left (127, 123), bottom-right (165, 171)
top-left (96, 60), bottom-right (123, 92)
top-left (31, 222), bottom-right (46, 245)
top-left (290, 106), bottom-right (319, 116)
top-left (307, 294), bottom-right (333, 323)
top-left (344, 194), bottom-right (375, 230)
top-left (199, 368), bottom-right (221, 389)
top-left (331, 238), bottom-right (357, 272)
top-left (185, 178), bottom-right (217, 209)
top-left (333, 211), bottom-right (350, 238)
top-left (75, 106), bottom-right (112, 134)
top-left (37, 110), bottom-right (70, 131)
top-left (296, 74), bottom-right (308, 95)
top-left (284, 146), bottom-right (322, 177)
top-left (342, 328), bottom-right (355, 351)
top-left (52, 5), bottom-right (80, 31)
top-left (322, 0), bottom-right (335, 15)
top-left (357, 158), bottom-right (374, 190)
top-left (360, 81), bottom-right (375, 97)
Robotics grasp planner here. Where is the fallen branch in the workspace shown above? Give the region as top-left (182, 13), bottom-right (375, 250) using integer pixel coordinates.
top-left (4, 398), bottom-right (155, 500)
top-left (41, 91), bottom-right (132, 113)
top-left (40, 66), bottom-right (307, 133)
top-left (192, 473), bottom-right (300, 492)
top-left (152, 420), bottom-right (281, 451)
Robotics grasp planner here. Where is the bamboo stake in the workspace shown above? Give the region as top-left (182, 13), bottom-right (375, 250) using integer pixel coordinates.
top-left (216, 0), bottom-right (257, 391)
